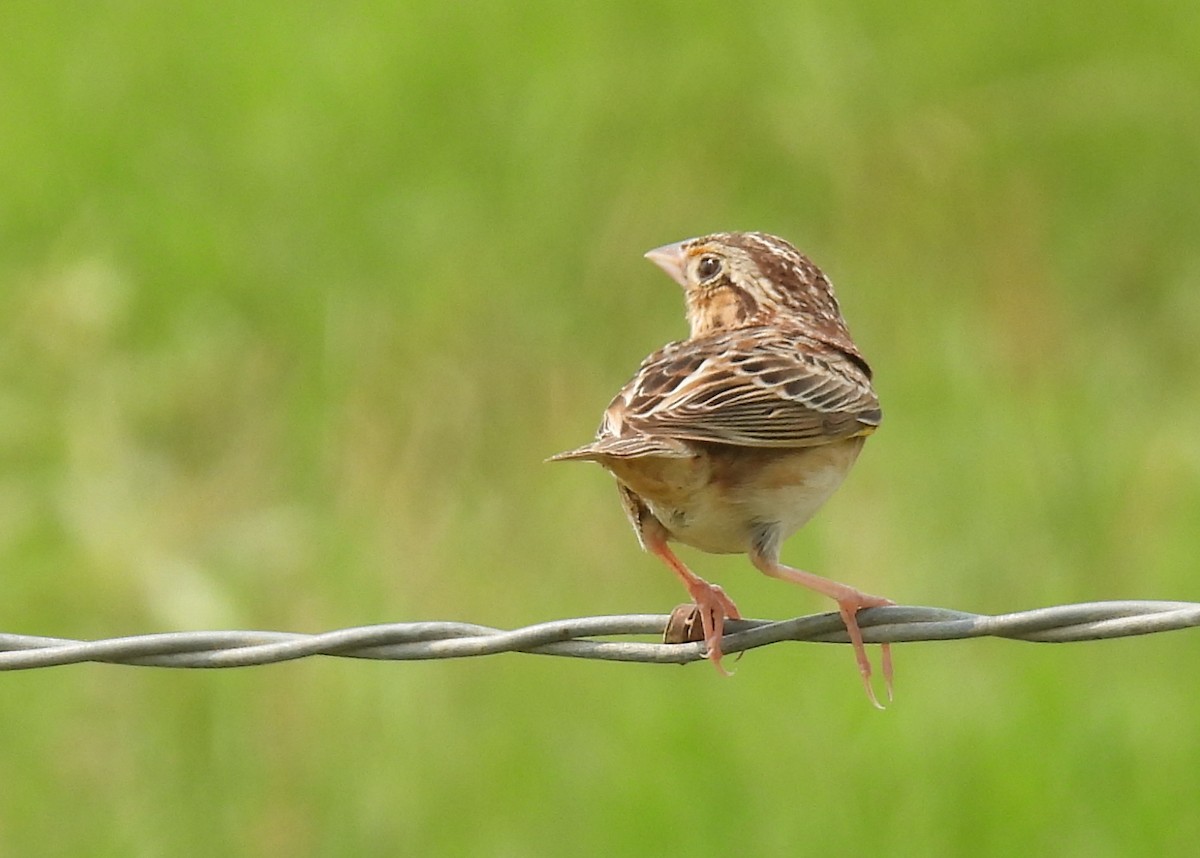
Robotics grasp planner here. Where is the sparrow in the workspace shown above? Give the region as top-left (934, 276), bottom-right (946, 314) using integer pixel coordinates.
top-left (550, 231), bottom-right (892, 706)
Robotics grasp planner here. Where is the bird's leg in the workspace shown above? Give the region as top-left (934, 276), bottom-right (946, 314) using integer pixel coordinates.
top-left (644, 531), bottom-right (740, 673)
top-left (750, 551), bottom-right (893, 708)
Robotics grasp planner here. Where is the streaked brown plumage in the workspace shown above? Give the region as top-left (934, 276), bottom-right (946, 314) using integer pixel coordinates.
top-left (550, 231), bottom-right (893, 706)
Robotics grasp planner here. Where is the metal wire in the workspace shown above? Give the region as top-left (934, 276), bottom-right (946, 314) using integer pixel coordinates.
top-left (0, 600), bottom-right (1197, 670)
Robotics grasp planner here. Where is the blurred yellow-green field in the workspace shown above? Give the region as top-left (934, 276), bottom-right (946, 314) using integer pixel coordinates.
top-left (3, 1), bottom-right (1200, 855)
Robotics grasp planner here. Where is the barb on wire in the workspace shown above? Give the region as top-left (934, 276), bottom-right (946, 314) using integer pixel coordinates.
top-left (0, 600), bottom-right (1197, 671)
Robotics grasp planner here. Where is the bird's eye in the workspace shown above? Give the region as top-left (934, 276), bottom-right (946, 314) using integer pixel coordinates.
top-left (696, 255), bottom-right (722, 282)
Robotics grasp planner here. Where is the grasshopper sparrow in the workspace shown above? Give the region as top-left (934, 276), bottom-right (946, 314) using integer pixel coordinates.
top-left (550, 232), bottom-right (892, 706)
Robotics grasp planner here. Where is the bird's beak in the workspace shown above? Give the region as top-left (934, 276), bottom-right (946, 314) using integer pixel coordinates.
top-left (644, 240), bottom-right (688, 288)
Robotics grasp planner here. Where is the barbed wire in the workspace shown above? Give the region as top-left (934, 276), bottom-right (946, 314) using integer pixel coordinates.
top-left (0, 600), bottom-right (1197, 671)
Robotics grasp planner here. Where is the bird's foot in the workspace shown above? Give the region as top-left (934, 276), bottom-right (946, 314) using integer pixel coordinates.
top-left (663, 581), bottom-right (740, 674)
top-left (833, 589), bottom-right (895, 710)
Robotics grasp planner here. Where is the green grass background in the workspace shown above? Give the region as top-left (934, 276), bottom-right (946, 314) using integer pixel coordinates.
top-left (3, 1), bottom-right (1200, 855)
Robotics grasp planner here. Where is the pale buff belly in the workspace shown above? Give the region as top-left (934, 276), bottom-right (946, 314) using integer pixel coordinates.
top-left (602, 437), bottom-right (865, 555)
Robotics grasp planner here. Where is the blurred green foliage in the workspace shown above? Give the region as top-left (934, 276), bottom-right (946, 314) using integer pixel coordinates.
top-left (2, 1), bottom-right (1199, 855)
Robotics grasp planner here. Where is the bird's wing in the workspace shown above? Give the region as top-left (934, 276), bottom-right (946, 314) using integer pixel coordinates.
top-left (604, 327), bottom-right (881, 450)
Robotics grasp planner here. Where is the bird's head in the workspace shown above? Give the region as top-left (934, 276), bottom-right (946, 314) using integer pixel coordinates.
top-left (644, 231), bottom-right (856, 348)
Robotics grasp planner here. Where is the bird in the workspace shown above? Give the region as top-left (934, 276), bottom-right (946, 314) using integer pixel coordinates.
top-left (549, 231), bottom-right (893, 706)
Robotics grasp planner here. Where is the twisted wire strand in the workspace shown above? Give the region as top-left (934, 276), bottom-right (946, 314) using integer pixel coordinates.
top-left (0, 600), bottom-right (1197, 671)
